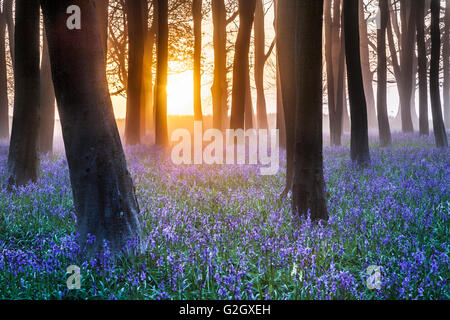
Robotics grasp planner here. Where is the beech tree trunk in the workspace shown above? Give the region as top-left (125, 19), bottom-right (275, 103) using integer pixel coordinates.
top-left (377, 0), bottom-right (392, 147)
top-left (416, 0), bottom-right (429, 136)
top-left (430, 0), bottom-right (448, 148)
top-left (211, 0), bottom-right (228, 130)
top-left (230, 0), bottom-right (256, 130)
top-left (39, 33), bottom-right (56, 154)
top-left (96, 0), bottom-right (109, 56)
top-left (7, 0), bottom-right (40, 188)
top-left (155, 0), bottom-right (169, 146)
top-left (193, 0), bottom-right (203, 122)
top-left (41, 0), bottom-right (142, 254)
top-left (125, 0), bottom-right (145, 145)
top-left (344, 0), bottom-right (370, 165)
top-left (254, 0), bottom-right (268, 130)
top-left (292, 0), bottom-right (329, 222)
top-left (276, 0), bottom-right (297, 196)
top-left (0, 7), bottom-right (8, 139)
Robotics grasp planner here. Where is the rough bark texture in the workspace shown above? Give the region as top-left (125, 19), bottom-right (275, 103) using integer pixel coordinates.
top-left (416, 0), bottom-right (429, 136)
top-left (125, 0), bottom-right (145, 145)
top-left (344, 0), bottom-right (371, 166)
top-left (155, 0), bottom-right (169, 146)
top-left (276, 0), bottom-right (297, 196)
top-left (211, 0), bottom-right (228, 130)
top-left (230, 0), bottom-right (256, 130)
top-left (41, 0), bottom-right (142, 254)
top-left (292, 0), bottom-right (329, 222)
top-left (377, 0), bottom-right (392, 147)
top-left (0, 7), bottom-right (8, 139)
top-left (254, 0), bottom-right (268, 130)
top-left (444, 0), bottom-right (450, 128)
top-left (7, 0), bottom-right (40, 188)
top-left (193, 0), bottom-right (203, 122)
top-left (430, 0), bottom-right (448, 148)
top-left (39, 33), bottom-right (56, 154)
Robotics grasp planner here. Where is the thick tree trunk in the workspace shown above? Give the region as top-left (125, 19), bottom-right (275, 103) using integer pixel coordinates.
top-left (430, 0), bottom-right (448, 148)
top-left (276, 0), bottom-right (297, 197)
top-left (125, 0), bottom-right (145, 145)
top-left (377, 0), bottom-right (392, 147)
top-left (193, 0), bottom-right (203, 122)
top-left (7, 0), bottom-right (40, 188)
top-left (292, 0), bottom-right (328, 222)
top-left (0, 9), bottom-right (8, 139)
top-left (444, 0), bottom-right (450, 128)
top-left (254, 0), bottom-right (268, 130)
top-left (95, 0), bottom-right (109, 56)
top-left (39, 33), bottom-right (56, 154)
top-left (155, 0), bottom-right (169, 146)
top-left (41, 0), bottom-right (142, 254)
top-left (230, 0), bottom-right (256, 130)
top-left (344, 0), bottom-right (370, 166)
top-left (211, 0), bottom-right (228, 130)
top-left (416, 0), bottom-right (429, 136)
top-left (358, 0), bottom-right (377, 129)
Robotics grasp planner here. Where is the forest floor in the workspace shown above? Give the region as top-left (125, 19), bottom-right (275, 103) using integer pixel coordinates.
top-left (0, 133), bottom-right (448, 299)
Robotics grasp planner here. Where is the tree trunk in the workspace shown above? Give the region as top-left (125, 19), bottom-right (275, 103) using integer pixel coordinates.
top-left (444, 0), bottom-right (450, 128)
top-left (254, 0), bottom-right (268, 130)
top-left (276, 0), bottom-right (297, 197)
top-left (230, 0), bottom-right (256, 130)
top-left (0, 8), bottom-right (8, 139)
top-left (125, 0), bottom-right (145, 145)
top-left (95, 0), bottom-right (109, 56)
top-left (211, 0), bottom-right (228, 130)
top-left (7, 0), bottom-right (40, 188)
top-left (244, 70), bottom-right (254, 130)
top-left (377, 0), bottom-right (392, 147)
top-left (41, 0), bottom-right (142, 254)
top-left (292, 0), bottom-right (329, 222)
top-left (39, 32), bottom-right (56, 154)
top-left (416, 0), bottom-right (429, 136)
top-left (193, 0), bottom-right (203, 122)
top-left (155, 0), bottom-right (169, 146)
top-left (430, 0), bottom-right (448, 148)
top-left (344, 0), bottom-right (370, 165)
top-left (358, 0), bottom-right (377, 129)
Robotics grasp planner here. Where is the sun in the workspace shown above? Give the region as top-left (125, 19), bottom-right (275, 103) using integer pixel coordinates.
top-left (167, 71), bottom-right (194, 116)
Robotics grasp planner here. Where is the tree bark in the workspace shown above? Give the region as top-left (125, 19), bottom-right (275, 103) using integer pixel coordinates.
top-left (39, 32), bottom-right (56, 154)
top-left (95, 0), bottom-right (109, 56)
top-left (444, 0), bottom-right (450, 128)
top-left (41, 0), bottom-right (142, 254)
top-left (430, 0), bottom-right (448, 147)
top-left (416, 0), bottom-right (429, 136)
top-left (377, 0), bottom-right (392, 147)
top-left (125, 0), bottom-right (145, 145)
top-left (193, 0), bottom-right (203, 122)
top-left (230, 0), bottom-right (256, 130)
top-left (292, 0), bottom-right (329, 222)
top-left (254, 0), bottom-right (268, 130)
top-left (0, 7), bottom-right (8, 139)
top-left (344, 0), bottom-right (370, 165)
top-left (155, 0), bottom-right (169, 146)
top-left (7, 0), bottom-right (40, 188)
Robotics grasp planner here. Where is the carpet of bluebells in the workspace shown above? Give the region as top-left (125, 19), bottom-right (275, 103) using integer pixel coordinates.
top-left (0, 133), bottom-right (448, 300)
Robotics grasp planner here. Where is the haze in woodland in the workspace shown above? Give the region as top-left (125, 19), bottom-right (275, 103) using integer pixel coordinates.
top-left (0, 0), bottom-right (448, 301)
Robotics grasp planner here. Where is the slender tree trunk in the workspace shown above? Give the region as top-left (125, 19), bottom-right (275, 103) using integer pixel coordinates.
top-left (41, 0), bottom-right (142, 254)
top-left (274, 2), bottom-right (286, 148)
top-left (211, 0), bottom-right (227, 130)
top-left (39, 32), bottom-right (56, 154)
top-left (125, 0), bottom-right (145, 145)
top-left (416, 0), bottom-right (429, 136)
top-left (444, 0), bottom-right (450, 128)
top-left (430, 0), bottom-right (448, 147)
top-left (359, 0), bottom-right (377, 129)
top-left (7, 0), bottom-right (40, 188)
top-left (292, 0), bottom-right (328, 222)
top-left (230, 0), bottom-right (256, 130)
top-left (325, 0), bottom-right (336, 145)
top-left (344, 0), bottom-right (370, 165)
top-left (254, 0), bottom-right (268, 130)
top-left (276, 0), bottom-right (297, 197)
top-left (155, 0), bottom-right (169, 146)
top-left (0, 8), bottom-right (8, 139)
top-left (193, 0), bottom-right (203, 122)
top-left (377, 0), bottom-right (392, 147)
top-left (244, 73), bottom-right (254, 130)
